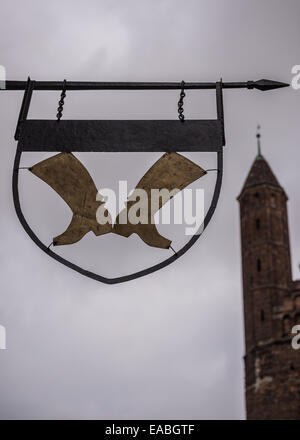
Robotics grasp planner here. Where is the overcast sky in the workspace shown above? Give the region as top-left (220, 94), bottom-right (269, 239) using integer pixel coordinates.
top-left (0, 0), bottom-right (299, 420)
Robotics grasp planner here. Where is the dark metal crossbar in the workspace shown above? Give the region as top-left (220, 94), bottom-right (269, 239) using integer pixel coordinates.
top-left (2, 79), bottom-right (289, 91)
top-left (18, 119), bottom-right (223, 153)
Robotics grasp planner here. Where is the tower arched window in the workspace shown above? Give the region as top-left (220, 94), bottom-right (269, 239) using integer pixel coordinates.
top-left (282, 315), bottom-right (291, 337)
top-left (260, 310), bottom-right (265, 321)
top-left (271, 194), bottom-right (276, 208)
top-left (256, 218), bottom-right (260, 231)
top-left (257, 259), bottom-right (261, 272)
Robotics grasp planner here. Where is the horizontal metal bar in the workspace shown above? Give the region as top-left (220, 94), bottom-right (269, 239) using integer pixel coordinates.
top-left (18, 119), bottom-right (224, 152)
top-left (3, 80), bottom-right (243, 90)
top-left (2, 79), bottom-right (289, 91)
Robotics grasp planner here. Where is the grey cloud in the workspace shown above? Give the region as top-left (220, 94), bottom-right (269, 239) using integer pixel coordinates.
top-left (0, 0), bottom-right (299, 420)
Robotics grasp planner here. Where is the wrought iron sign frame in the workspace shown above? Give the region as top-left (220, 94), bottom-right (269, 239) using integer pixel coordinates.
top-left (4, 77), bottom-right (288, 284)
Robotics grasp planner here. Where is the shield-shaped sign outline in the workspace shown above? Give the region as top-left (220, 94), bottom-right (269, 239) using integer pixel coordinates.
top-left (12, 79), bottom-right (225, 285)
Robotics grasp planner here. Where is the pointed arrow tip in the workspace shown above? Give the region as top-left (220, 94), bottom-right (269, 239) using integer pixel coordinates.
top-left (254, 79), bottom-right (290, 91)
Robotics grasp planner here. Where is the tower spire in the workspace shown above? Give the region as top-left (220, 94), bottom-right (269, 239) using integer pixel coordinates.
top-left (256, 124), bottom-right (262, 158)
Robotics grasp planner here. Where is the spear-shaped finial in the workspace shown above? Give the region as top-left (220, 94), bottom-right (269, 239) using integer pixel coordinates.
top-left (249, 79), bottom-right (289, 91)
top-left (256, 125), bottom-right (262, 158)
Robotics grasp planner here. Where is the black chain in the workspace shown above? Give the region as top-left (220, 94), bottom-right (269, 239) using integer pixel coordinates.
top-left (178, 80), bottom-right (185, 123)
top-left (56, 79), bottom-right (67, 121)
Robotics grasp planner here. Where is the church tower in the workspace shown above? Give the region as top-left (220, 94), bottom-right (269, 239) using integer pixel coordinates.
top-left (238, 129), bottom-right (300, 419)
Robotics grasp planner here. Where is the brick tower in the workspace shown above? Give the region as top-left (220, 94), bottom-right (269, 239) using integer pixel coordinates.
top-left (238, 129), bottom-right (300, 420)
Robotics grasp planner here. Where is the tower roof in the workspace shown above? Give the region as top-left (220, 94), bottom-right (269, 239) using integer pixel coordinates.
top-left (238, 127), bottom-right (284, 198)
top-left (241, 154), bottom-right (281, 192)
